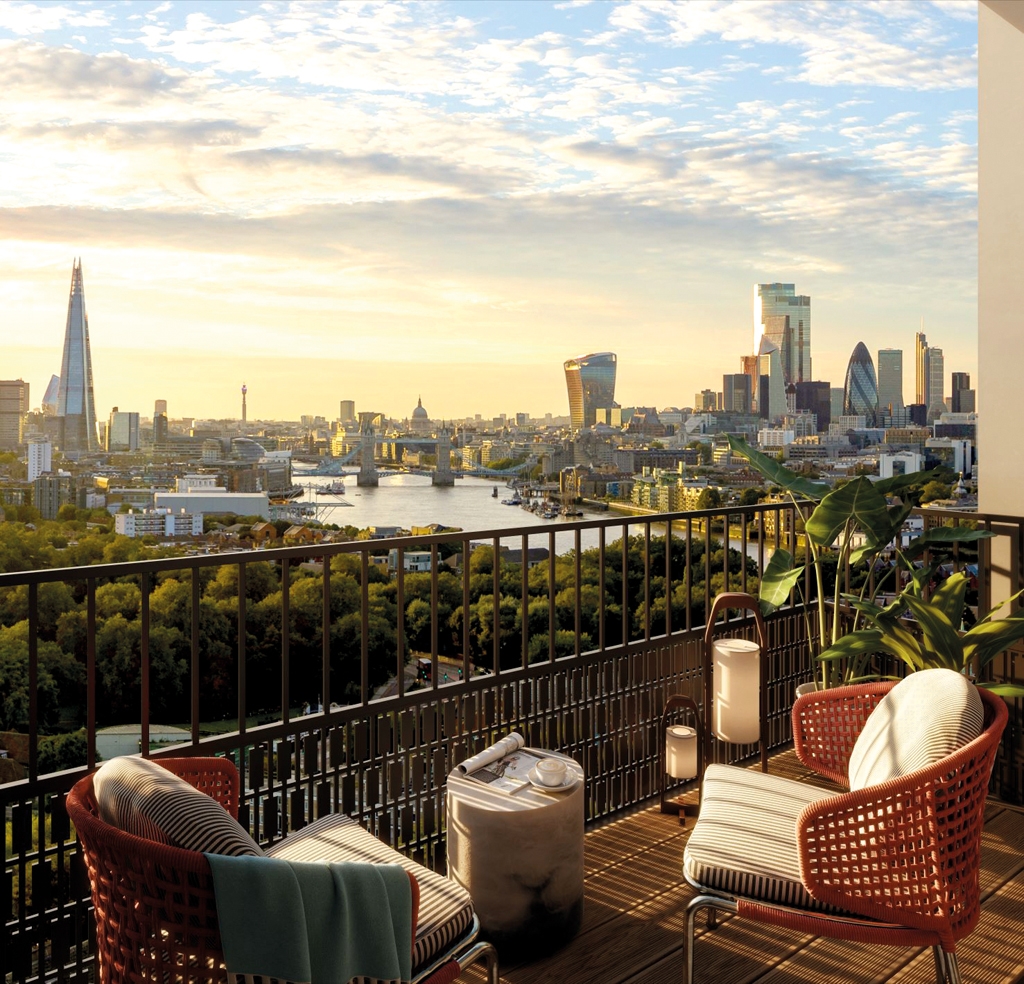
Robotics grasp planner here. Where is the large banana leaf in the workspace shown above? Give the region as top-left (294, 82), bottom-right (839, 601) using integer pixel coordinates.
top-left (818, 629), bottom-right (884, 663)
top-left (901, 594), bottom-right (963, 669)
top-left (928, 571), bottom-right (970, 627)
top-left (804, 477), bottom-right (893, 548)
top-left (961, 614), bottom-right (1024, 667)
top-left (902, 526), bottom-right (996, 561)
top-left (873, 469), bottom-right (940, 496)
top-left (726, 436), bottom-right (829, 500)
top-left (757, 549), bottom-right (804, 614)
top-left (981, 681), bottom-right (1024, 698)
top-left (849, 500), bottom-right (913, 564)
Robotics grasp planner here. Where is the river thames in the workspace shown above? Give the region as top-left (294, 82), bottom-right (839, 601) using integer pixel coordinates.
top-left (295, 472), bottom-right (768, 563)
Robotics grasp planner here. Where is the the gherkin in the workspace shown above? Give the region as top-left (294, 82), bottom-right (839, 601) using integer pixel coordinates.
top-left (56, 259), bottom-right (98, 452)
top-left (843, 341), bottom-right (878, 425)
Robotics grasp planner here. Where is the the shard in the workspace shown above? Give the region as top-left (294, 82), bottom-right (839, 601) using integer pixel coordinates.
top-left (56, 259), bottom-right (98, 452)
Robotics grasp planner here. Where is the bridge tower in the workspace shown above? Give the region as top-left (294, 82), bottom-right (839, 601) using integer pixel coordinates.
top-left (357, 421), bottom-right (379, 487)
top-left (432, 422), bottom-right (455, 486)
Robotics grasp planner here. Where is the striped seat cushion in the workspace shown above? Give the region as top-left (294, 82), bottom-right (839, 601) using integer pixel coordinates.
top-left (267, 813), bottom-right (474, 975)
top-left (93, 756), bottom-right (263, 857)
top-left (683, 764), bottom-right (841, 912)
top-left (848, 668), bottom-right (983, 791)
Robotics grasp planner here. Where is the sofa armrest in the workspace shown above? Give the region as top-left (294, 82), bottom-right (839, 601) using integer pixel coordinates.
top-left (792, 682), bottom-right (895, 786)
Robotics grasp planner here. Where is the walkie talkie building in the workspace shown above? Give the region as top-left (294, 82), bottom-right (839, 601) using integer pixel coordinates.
top-left (56, 259), bottom-right (98, 452)
top-left (564, 352), bottom-right (616, 432)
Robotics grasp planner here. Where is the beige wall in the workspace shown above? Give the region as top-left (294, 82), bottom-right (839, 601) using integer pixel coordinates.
top-left (979, 2), bottom-right (1024, 517)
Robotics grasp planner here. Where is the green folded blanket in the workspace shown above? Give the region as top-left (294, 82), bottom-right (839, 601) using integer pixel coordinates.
top-left (206, 853), bottom-right (413, 983)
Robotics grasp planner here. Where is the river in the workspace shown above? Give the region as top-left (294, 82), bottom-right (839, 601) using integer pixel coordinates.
top-left (295, 472), bottom-right (769, 563)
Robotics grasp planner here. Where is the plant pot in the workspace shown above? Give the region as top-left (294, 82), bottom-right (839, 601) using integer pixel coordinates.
top-left (795, 681), bottom-right (820, 700)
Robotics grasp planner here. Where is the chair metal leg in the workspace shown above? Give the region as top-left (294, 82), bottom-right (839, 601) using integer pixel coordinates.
top-left (945, 951), bottom-right (962, 984)
top-left (685, 895), bottom-right (737, 984)
top-left (454, 941), bottom-right (499, 984)
top-left (932, 946), bottom-right (947, 983)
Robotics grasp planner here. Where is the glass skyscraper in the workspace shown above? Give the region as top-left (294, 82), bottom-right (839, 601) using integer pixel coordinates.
top-left (843, 342), bottom-right (878, 423)
top-left (753, 283), bottom-right (811, 386)
top-left (564, 352), bottom-right (616, 432)
top-left (876, 348), bottom-right (904, 413)
top-left (56, 259), bottom-right (98, 452)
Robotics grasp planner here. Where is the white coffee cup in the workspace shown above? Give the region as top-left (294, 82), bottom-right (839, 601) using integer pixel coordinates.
top-left (534, 757), bottom-right (568, 786)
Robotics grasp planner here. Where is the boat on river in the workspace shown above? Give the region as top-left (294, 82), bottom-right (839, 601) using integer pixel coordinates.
top-left (317, 480), bottom-right (346, 496)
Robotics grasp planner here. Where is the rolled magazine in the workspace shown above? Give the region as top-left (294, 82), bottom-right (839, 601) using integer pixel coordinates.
top-left (454, 732), bottom-right (544, 794)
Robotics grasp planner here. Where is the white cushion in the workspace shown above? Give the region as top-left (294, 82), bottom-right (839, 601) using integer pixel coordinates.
top-left (93, 756), bottom-right (263, 857)
top-left (848, 669), bottom-right (983, 791)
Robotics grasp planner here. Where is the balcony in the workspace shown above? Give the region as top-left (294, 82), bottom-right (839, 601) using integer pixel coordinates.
top-left (2, 499), bottom-right (1022, 983)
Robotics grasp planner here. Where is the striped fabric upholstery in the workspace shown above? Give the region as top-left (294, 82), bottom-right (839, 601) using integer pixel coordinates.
top-left (267, 813), bottom-right (474, 976)
top-left (93, 756), bottom-right (263, 857)
top-left (683, 764), bottom-right (842, 912)
top-left (848, 668), bottom-right (983, 791)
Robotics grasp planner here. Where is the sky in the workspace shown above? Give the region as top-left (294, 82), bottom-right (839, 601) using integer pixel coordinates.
top-left (0, 0), bottom-right (978, 422)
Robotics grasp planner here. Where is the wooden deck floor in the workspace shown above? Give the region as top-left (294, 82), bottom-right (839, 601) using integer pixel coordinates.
top-left (469, 750), bottom-right (1024, 984)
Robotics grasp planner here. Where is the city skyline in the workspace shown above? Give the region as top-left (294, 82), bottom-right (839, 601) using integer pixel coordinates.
top-left (0, 1), bottom-right (978, 419)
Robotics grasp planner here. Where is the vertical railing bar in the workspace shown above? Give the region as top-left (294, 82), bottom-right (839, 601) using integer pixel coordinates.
top-left (644, 521), bottom-right (651, 643)
top-left (492, 536), bottom-right (501, 675)
top-left (665, 519), bottom-right (672, 638)
top-left (281, 558), bottom-right (291, 721)
top-left (521, 533), bottom-right (529, 668)
top-left (598, 526), bottom-right (606, 651)
top-left (238, 563), bottom-right (248, 738)
top-left (548, 529), bottom-right (556, 661)
top-left (621, 522), bottom-right (629, 647)
top-left (320, 557), bottom-right (330, 713)
top-left (191, 566), bottom-right (201, 746)
top-left (359, 552), bottom-right (369, 704)
top-left (704, 513), bottom-right (712, 628)
top-left (574, 527), bottom-right (582, 658)
top-left (397, 548), bottom-right (406, 698)
top-left (140, 572), bottom-right (150, 756)
top-left (685, 518), bottom-right (692, 633)
top-left (741, 510), bottom-right (749, 594)
top-left (28, 583), bottom-right (38, 782)
top-left (462, 537), bottom-right (471, 682)
top-left (430, 544), bottom-right (439, 670)
top-left (87, 578), bottom-right (96, 770)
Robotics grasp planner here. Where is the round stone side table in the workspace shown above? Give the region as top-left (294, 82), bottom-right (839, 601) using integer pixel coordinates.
top-left (446, 750), bottom-right (584, 957)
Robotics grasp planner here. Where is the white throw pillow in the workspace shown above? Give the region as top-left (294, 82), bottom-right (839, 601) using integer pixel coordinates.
top-left (93, 756), bottom-right (263, 856)
top-left (847, 668), bottom-right (984, 791)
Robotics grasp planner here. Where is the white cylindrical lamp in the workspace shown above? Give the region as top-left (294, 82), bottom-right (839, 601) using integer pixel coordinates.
top-left (665, 725), bottom-right (698, 780)
top-left (711, 638), bottom-right (761, 744)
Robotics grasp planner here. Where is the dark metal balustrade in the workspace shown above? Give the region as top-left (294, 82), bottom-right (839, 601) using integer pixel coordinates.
top-left (0, 502), bottom-right (1020, 983)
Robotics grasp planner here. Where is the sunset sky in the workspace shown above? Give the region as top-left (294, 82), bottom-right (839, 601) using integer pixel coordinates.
top-left (0, 0), bottom-right (977, 422)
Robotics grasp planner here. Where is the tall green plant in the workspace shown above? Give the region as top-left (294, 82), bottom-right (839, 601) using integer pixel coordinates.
top-left (728, 436), bottom-right (994, 687)
top-left (819, 571), bottom-right (1024, 698)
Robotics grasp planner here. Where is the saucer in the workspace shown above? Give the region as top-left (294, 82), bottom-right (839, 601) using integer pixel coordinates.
top-left (527, 766), bottom-right (580, 792)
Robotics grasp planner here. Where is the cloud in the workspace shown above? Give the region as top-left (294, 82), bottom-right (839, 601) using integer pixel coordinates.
top-left (0, 39), bottom-right (186, 103)
top-left (0, 2), bottom-right (109, 36)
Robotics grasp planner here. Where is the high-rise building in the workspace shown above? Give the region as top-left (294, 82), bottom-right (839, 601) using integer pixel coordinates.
top-left (722, 373), bottom-right (752, 414)
top-left (56, 259), bottom-right (98, 452)
top-left (27, 439), bottom-right (51, 481)
top-left (843, 342), bottom-right (878, 424)
top-left (339, 400), bottom-right (356, 423)
top-left (564, 352), bottom-right (616, 432)
top-left (41, 375), bottom-right (59, 415)
top-left (830, 387), bottom-right (845, 423)
top-left (927, 347), bottom-right (945, 422)
top-left (107, 408), bottom-right (140, 452)
top-left (753, 283), bottom-right (811, 386)
top-left (756, 337), bottom-right (786, 420)
top-left (876, 349), bottom-right (904, 413)
top-left (694, 390), bottom-right (717, 412)
top-left (951, 373), bottom-right (976, 413)
top-left (915, 331), bottom-right (929, 405)
top-left (914, 332), bottom-right (946, 423)
top-left (794, 381), bottom-right (832, 432)
top-left (0, 379), bottom-right (30, 450)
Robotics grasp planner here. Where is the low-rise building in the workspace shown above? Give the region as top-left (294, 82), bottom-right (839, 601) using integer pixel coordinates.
top-left (115, 508), bottom-right (204, 538)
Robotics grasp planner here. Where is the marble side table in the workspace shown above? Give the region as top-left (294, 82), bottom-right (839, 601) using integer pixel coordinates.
top-left (446, 750), bottom-right (584, 957)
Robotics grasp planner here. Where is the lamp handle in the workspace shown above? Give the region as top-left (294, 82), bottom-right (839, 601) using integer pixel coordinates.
top-left (704, 591), bottom-right (767, 651)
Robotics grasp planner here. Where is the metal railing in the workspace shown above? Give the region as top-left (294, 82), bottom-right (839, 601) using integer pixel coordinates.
top-left (0, 500), bottom-right (1020, 983)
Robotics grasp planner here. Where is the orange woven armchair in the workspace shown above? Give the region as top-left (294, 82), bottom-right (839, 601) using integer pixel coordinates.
top-left (67, 757), bottom-right (497, 984)
top-left (682, 679), bottom-right (1008, 984)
